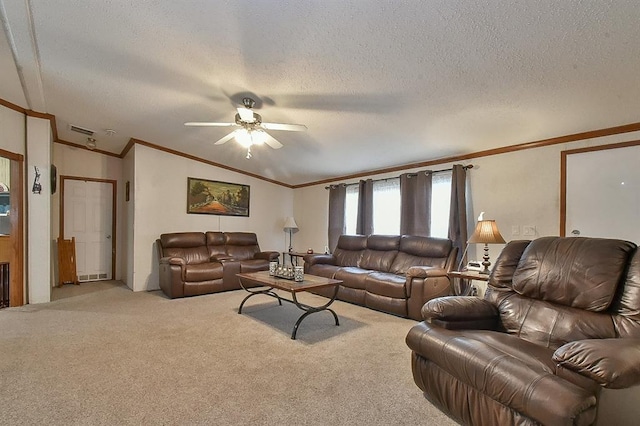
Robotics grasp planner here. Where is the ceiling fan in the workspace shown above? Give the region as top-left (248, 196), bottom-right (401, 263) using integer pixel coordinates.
top-left (185, 97), bottom-right (307, 159)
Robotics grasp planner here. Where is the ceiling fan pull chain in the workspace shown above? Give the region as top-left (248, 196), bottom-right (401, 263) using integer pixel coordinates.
top-left (246, 146), bottom-right (252, 159)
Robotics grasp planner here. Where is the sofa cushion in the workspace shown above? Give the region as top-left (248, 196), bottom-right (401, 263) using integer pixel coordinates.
top-left (389, 236), bottom-right (452, 274)
top-left (184, 262), bottom-right (224, 282)
top-left (365, 272), bottom-right (407, 299)
top-left (512, 237), bottom-right (636, 311)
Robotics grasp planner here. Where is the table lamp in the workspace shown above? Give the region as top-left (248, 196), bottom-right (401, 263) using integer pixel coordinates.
top-left (283, 216), bottom-right (299, 252)
top-left (468, 216), bottom-right (505, 275)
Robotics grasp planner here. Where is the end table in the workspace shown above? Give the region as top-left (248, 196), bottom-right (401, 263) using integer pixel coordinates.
top-left (448, 270), bottom-right (490, 296)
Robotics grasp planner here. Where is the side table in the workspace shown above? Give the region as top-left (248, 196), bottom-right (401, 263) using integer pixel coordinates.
top-left (448, 270), bottom-right (490, 296)
top-left (283, 251), bottom-right (308, 267)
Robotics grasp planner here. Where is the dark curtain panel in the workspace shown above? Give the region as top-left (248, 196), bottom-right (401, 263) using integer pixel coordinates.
top-left (327, 185), bottom-right (347, 252)
top-left (400, 171), bottom-right (432, 236)
top-left (356, 179), bottom-right (374, 235)
top-left (448, 164), bottom-right (468, 266)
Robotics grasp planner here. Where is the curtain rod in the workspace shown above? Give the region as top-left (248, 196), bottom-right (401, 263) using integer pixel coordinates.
top-left (325, 164), bottom-right (473, 189)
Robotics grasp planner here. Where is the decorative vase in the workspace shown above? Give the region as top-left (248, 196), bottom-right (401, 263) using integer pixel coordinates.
top-left (294, 266), bottom-right (304, 282)
top-left (269, 261), bottom-right (278, 276)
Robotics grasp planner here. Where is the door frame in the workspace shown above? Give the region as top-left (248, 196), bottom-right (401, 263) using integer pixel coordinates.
top-left (0, 148), bottom-right (24, 306)
top-left (560, 139), bottom-right (640, 236)
top-left (60, 176), bottom-right (117, 280)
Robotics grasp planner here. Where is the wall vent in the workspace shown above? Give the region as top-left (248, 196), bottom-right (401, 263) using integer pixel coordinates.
top-left (69, 124), bottom-right (95, 136)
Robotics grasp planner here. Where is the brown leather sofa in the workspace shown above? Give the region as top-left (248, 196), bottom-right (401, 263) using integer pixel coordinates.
top-left (157, 231), bottom-right (279, 298)
top-left (304, 234), bottom-right (457, 320)
top-left (406, 236), bottom-right (640, 426)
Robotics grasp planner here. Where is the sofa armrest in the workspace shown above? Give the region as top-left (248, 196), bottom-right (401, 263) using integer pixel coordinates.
top-left (553, 338), bottom-right (640, 389)
top-left (160, 256), bottom-right (186, 266)
top-left (254, 251), bottom-right (279, 261)
top-left (304, 254), bottom-right (336, 267)
top-left (407, 266), bottom-right (446, 278)
top-left (211, 254), bottom-right (234, 262)
top-left (421, 296), bottom-right (500, 330)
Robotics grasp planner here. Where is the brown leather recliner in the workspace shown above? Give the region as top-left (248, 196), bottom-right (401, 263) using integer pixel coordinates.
top-left (157, 231), bottom-right (279, 298)
top-left (406, 236), bottom-right (640, 425)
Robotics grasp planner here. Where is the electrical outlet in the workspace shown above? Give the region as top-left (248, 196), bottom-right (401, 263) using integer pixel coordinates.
top-left (523, 225), bottom-right (536, 237)
top-left (511, 225), bottom-right (520, 236)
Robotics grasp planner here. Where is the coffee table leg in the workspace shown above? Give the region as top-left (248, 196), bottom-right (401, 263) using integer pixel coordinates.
top-left (290, 284), bottom-right (340, 340)
top-left (237, 281), bottom-right (283, 314)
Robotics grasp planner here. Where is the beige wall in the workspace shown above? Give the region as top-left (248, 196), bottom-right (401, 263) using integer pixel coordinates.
top-left (293, 130), bottom-right (640, 272)
top-left (0, 105), bottom-right (25, 155)
top-left (131, 144), bottom-right (294, 292)
top-left (52, 144), bottom-right (125, 281)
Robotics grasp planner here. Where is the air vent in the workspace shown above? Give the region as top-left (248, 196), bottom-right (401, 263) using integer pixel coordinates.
top-left (69, 124), bottom-right (95, 136)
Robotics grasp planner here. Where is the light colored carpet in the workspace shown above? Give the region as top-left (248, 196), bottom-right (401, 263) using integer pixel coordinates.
top-left (1, 281), bottom-right (457, 425)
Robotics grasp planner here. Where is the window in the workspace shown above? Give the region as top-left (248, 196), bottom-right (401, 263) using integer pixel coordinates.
top-left (345, 184), bottom-right (359, 235)
top-left (344, 171), bottom-right (452, 237)
top-left (372, 178), bottom-right (400, 235)
top-left (430, 171), bottom-right (452, 238)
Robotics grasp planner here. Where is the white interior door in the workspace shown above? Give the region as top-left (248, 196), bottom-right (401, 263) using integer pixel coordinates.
top-left (565, 144), bottom-right (640, 244)
top-left (64, 180), bottom-right (113, 281)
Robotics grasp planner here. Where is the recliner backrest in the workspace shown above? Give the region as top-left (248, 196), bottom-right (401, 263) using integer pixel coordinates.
top-left (224, 232), bottom-right (260, 260)
top-left (159, 232), bottom-right (209, 265)
top-left (333, 235), bottom-right (367, 267)
top-left (205, 231), bottom-right (227, 257)
top-left (389, 235), bottom-right (453, 274)
top-left (486, 236), bottom-right (638, 349)
top-left (360, 235), bottom-right (400, 272)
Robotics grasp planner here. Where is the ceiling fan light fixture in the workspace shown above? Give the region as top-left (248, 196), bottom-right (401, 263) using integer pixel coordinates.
top-left (252, 129), bottom-right (267, 145)
top-left (234, 129), bottom-right (253, 148)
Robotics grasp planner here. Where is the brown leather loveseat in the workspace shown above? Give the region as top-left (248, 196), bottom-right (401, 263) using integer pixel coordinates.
top-left (157, 231), bottom-right (278, 298)
top-left (304, 234), bottom-right (457, 320)
top-left (406, 236), bottom-right (640, 425)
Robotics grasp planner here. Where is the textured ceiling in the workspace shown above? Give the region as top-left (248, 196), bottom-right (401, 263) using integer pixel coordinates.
top-left (1, 0), bottom-right (640, 185)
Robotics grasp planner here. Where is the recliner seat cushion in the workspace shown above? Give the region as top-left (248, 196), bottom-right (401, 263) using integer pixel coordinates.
top-left (184, 262), bottom-right (224, 282)
top-left (365, 272), bottom-right (407, 298)
top-left (334, 267), bottom-right (371, 290)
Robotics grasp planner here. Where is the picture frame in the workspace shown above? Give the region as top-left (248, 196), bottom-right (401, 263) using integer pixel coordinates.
top-left (187, 177), bottom-right (250, 217)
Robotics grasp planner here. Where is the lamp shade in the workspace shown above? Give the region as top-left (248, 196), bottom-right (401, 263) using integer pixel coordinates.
top-left (283, 216), bottom-right (299, 231)
top-left (468, 220), bottom-right (506, 244)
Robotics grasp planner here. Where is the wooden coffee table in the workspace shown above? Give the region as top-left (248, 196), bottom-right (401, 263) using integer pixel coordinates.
top-left (237, 270), bottom-right (342, 340)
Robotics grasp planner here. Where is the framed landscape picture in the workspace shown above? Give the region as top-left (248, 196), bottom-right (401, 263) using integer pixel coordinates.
top-left (187, 178), bottom-right (250, 217)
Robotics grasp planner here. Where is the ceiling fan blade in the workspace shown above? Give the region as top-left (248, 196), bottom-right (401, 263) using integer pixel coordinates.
top-left (184, 122), bottom-right (237, 127)
top-left (264, 133), bottom-right (283, 149)
top-left (261, 122), bottom-right (307, 132)
top-left (214, 132), bottom-right (236, 145)
top-left (236, 107), bottom-right (255, 122)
